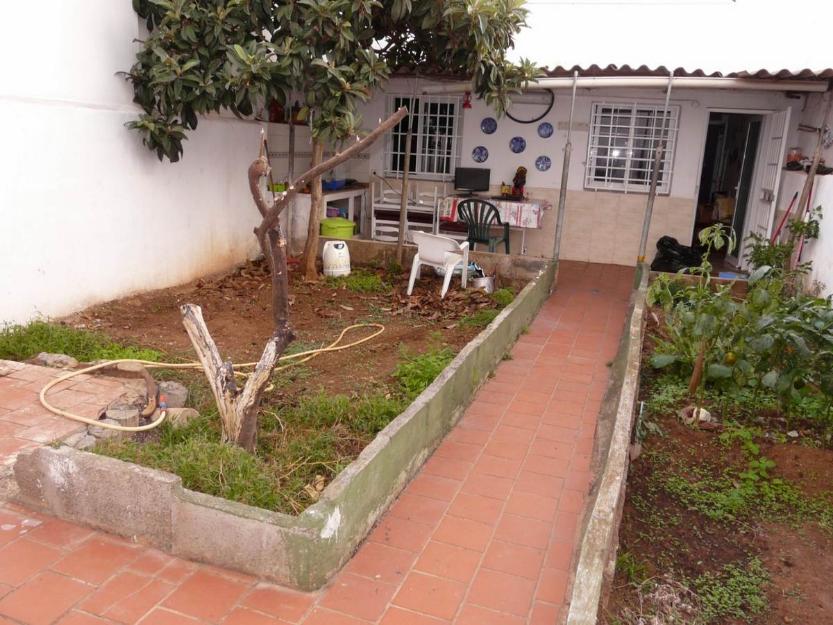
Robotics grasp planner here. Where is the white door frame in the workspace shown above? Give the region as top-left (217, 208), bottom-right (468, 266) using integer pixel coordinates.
top-left (690, 107), bottom-right (775, 254)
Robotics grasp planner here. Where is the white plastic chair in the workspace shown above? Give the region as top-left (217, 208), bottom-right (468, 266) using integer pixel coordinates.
top-left (407, 231), bottom-right (469, 299)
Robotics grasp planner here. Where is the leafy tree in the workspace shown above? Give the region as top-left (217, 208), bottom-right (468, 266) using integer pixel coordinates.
top-left (126, 0), bottom-right (538, 279)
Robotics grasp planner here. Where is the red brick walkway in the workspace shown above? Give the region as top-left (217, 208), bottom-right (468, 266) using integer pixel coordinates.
top-left (0, 262), bottom-right (633, 625)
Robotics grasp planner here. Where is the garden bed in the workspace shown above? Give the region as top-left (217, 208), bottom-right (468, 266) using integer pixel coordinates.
top-left (13, 247), bottom-right (555, 589)
top-left (601, 284), bottom-right (833, 625)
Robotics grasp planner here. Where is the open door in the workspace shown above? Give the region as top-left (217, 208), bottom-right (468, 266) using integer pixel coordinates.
top-left (736, 108), bottom-right (791, 267)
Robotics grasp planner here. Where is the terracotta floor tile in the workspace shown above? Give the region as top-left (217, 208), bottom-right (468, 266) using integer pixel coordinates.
top-left (162, 569), bottom-right (249, 622)
top-left (136, 607), bottom-right (204, 624)
top-left (545, 541), bottom-right (575, 571)
top-left (493, 515), bottom-right (552, 550)
top-left (529, 601), bottom-right (562, 625)
top-left (406, 474), bottom-right (460, 503)
top-left (388, 493), bottom-right (449, 527)
top-left (52, 537), bottom-right (140, 585)
top-left (127, 550), bottom-right (174, 576)
top-left (446, 427), bottom-right (490, 447)
top-left (79, 570), bottom-right (149, 615)
top-left (504, 491), bottom-right (558, 522)
top-left (422, 456), bottom-right (471, 481)
top-left (55, 611), bottom-right (119, 624)
top-left (319, 573), bottom-right (396, 621)
top-left (0, 537), bottom-right (62, 585)
top-left (345, 542), bottom-right (417, 585)
top-left (223, 607), bottom-right (283, 625)
top-left (447, 493), bottom-right (504, 525)
top-left (392, 572), bottom-right (465, 620)
top-left (157, 559), bottom-right (197, 584)
top-left (491, 425), bottom-right (535, 445)
top-left (558, 488), bottom-right (586, 513)
top-left (470, 455), bottom-right (523, 479)
top-left (25, 518), bottom-right (95, 549)
top-left (413, 541), bottom-right (481, 583)
top-left (513, 471), bottom-right (564, 499)
top-left (459, 473), bottom-right (514, 501)
top-left (240, 584), bottom-right (315, 623)
top-left (467, 569), bottom-right (536, 616)
top-left (105, 578), bottom-right (176, 624)
top-left (0, 571), bottom-right (92, 625)
top-left (302, 607), bottom-right (369, 625)
top-left (482, 440), bottom-right (528, 461)
top-left (455, 603), bottom-right (525, 625)
top-left (535, 568), bottom-right (569, 604)
top-left (379, 606), bottom-right (448, 625)
top-left (482, 541), bottom-right (544, 580)
top-left (432, 517), bottom-right (493, 552)
top-left (368, 517), bottom-right (434, 553)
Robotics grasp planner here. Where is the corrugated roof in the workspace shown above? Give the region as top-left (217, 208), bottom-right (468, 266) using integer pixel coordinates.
top-left (544, 64), bottom-right (833, 81)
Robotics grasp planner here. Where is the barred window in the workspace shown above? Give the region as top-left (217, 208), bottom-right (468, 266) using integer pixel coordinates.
top-left (385, 95), bottom-right (462, 180)
top-left (585, 102), bottom-right (680, 194)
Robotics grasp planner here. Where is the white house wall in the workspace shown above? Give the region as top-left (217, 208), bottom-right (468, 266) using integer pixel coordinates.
top-left (0, 1), bottom-right (264, 325)
top-left (350, 78), bottom-right (799, 265)
top-left (777, 93), bottom-right (833, 297)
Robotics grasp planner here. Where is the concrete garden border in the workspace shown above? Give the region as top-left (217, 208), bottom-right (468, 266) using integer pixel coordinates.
top-left (14, 251), bottom-right (556, 591)
top-left (565, 265), bottom-right (649, 625)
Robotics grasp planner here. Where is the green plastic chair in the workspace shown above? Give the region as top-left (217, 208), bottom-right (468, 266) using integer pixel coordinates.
top-left (457, 198), bottom-right (510, 254)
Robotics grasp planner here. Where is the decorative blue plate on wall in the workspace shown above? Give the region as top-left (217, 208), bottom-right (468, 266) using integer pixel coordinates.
top-left (535, 155), bottom-right (552, 171)
top-left (538, 122), bottom-right (554, 138)
top-left (480, 117), bottom-right (497, 134)
top-left (509, 136), bottom-right (526, 153)
top-left (472, 146), bottom-right (489, 163)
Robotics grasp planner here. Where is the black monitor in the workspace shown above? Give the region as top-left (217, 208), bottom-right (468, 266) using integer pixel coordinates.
top-left (454, 167), bottom-right (490, 194)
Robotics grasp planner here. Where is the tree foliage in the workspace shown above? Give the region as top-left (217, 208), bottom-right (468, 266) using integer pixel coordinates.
top-left (126, 0), bottom-right (538, 161)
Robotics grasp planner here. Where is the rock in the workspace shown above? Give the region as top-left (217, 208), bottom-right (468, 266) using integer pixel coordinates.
top-left (787, 430), bottom-right (799, 438)
top-left (158, 381), bottom-right (188, 409)
top-left (629, 442), bottom-right (642, 461)
top-left (105, 404), bottom-right (140, 428)
top-left (63, 432), bottom-right (97, 450)
top-left (32, 353), bottom-right (79, 369)
top-left (696, 407), bottom-right (713, 423)
top-left (678, 405), bottom-right (712, 425)
top-left (88, 418), bottom-right (130, 441)
top-left (166, 408), bottom-right (199, 429)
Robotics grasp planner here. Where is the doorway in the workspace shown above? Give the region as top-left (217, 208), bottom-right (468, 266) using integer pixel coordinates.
top-left (694, 112), bottom-right (762, 270)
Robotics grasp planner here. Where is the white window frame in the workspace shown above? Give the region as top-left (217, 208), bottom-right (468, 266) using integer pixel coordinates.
top-left (384, 94), bottom-right (462, 181)
top-left (585, 102), bottom-right (680, 194)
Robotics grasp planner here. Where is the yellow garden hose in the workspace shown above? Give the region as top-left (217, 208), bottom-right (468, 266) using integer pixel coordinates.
top-left (39, 323), bottom-right (385, 433)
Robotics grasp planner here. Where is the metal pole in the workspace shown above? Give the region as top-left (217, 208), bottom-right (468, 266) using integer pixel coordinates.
top-left (637, 72), bottom-right (674, 264)
top-left (287, 106), bottom-right (296, 255)
top-left (552, 71), bottom-right (578, 262)
top-left (396, 94), bottom-right (414, 264)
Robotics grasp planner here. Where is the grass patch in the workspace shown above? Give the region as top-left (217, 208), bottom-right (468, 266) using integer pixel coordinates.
top-left (97, 344), bottom-right (456, 515)
top-left (326, 269), bottom-right (389, 293)
top-left (393, 346), bottom-right (455, 399)
top-left (460, 308), bottom-right (500, 328)
top-left (0, 321), bottom-right (163, 362)
top-left (616, 551), bottom-right (649, 585)
top-left (692, 558), bottom-right (768, 622)
top-left (491, 287), bottom-right (515, 308)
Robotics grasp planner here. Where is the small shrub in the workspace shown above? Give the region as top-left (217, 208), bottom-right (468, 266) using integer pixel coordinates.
top-left (393, 346), bottom-right (455, 399)
top-left (693, 558), bottom-right (768, 622)
top-left (0, 321), bottom-right (163, 362)
top-left (327, 269), bottom-right (388, 293)
top-left (616, 551), bottom-right (648, 584)
top-left (460, 308), bottom-right (500, 328)
top-left (491, 287), bottom-right (515, 308)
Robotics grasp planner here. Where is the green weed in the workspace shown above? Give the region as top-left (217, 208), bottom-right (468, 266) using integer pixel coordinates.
top-left (491, 287), bottom-right (515, 308)
top-left (693, 558), bottom-right (768, 622)
top-left (327, 269), bottom-right (389, 293)
top-left (393, 346), bottom-right (455, 399)
top-left (0, 320), bottom-right (163, 362)
top-left (616, 551), bottom-right (648, 584)
top-left (460, 308), bottom-right (500, 328)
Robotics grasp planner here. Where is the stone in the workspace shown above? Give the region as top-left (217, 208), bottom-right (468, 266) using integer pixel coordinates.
top-left (88, 418), bottom-right (130, 441)
top-left (32, 352), bottom-right (79, 369)
top-left (166, 407), bottom-right (199, 429)
top-left (105, 404), bottom-right (140, 428)
top-left (787, 430), bottom-right (799, 438)
top-left (159, 381), bottom-right (188, 409)
top-left (63, 432), bottom-right (97, 451)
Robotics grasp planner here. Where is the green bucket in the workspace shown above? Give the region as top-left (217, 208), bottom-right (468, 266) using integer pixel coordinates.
top-left (320, 217), bottom-right (355, 239)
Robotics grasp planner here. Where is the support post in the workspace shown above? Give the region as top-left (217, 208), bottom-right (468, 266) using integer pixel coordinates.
top-left (396, 101), bottom-right (414, 264)
top-left (637, 72), bottom-right (675, 264)
top-left (552, 71), bottom-right (578, 263)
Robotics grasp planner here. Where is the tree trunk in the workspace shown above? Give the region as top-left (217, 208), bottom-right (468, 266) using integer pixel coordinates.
top-left (688, 341), bottom-right (706, 397)
top-left (395, 126), bottom-right (413, 265)
top-left (179, 108), bottom-right (408, 450)
top-left (304, 140), bottom-right (326, 281)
